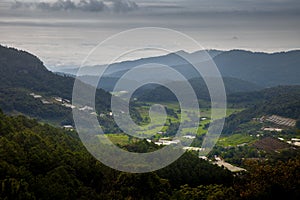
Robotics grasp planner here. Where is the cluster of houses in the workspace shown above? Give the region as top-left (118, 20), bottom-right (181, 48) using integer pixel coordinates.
top-left (154, 138), bottom-right (181, 146)
top-left (253, 115), bottom-right (297, 136)
top-left (150, 134), bottom-right (197, 146)
top-left (54, 97), bottom-right (76, 109)
top-left (30, 93), bottom-right (51, 105)
top-left (30, 93), bottom-right (100, 113)
top-left (183, 146), bottom-right (204, 151)
top-left (29, 92), bottom-right (116, 130)
top-left (30, 93), bottom-right (75, 108)
top-left (273, 137), bottom-right (300, 147)
top-left (262, 127), bottom-right (283, 132)
top-left (286, 138), bottom-right (300, 147)
top-left (150, 134), bottom-right (246, 173)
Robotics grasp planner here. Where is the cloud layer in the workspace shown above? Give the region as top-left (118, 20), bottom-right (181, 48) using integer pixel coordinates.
top-left (12, 0), bottom-right (139, 13)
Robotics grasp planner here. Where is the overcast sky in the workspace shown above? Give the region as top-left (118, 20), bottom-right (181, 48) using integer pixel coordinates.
top-left (0, 0), bottom-right (299, 69)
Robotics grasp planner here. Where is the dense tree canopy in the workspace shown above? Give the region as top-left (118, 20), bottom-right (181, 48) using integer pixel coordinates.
top-left (1, 110), bottom-right (300, 199)
top-left (223, 86), bottom-right (300, 134)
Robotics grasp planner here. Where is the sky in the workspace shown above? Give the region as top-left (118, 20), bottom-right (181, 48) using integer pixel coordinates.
top-left (0, 0), bottom-right (299, 69)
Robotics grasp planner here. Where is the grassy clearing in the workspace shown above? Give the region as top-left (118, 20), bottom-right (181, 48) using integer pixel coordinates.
top-left (106, 134), bottom-right (130, 145)
top-left (217, 134), bottom-right (257, 147)
top-left (98, 133), bottom-right (139, 146)
top-left (200, 108), bottom-right (243, 118)
top-left (145, 102), bottom-right (243, 116)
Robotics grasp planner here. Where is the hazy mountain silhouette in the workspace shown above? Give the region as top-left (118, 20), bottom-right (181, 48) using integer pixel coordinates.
top-left (57, 49), bottom-right (300, 88)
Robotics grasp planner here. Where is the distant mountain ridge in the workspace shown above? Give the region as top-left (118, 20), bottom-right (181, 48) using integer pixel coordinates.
top-left (213, 50), bottom-right (300, 87)
top-left (56, 49), bottom-right (300, 88)
top-left (55, 50), bottom-right (224, 77)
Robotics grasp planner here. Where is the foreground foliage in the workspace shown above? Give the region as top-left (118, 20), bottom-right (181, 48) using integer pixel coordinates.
top-left (0, 110), bottom-right (300, 199)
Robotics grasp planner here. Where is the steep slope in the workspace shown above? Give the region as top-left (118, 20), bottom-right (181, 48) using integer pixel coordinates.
top-left (0, 45), bottom-right (111, 124)
top-left (0, 45), bottom-right (110, 100)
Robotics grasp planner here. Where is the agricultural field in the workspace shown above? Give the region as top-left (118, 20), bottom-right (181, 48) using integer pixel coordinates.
top-left (103, 102), bottom-right (244, 146)
top-left (252, 137), bottom-right (292, 153)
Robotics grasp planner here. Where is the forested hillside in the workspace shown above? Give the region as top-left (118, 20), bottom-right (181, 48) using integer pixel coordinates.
top-left (0, 45), bottom-right (112, 125)
top-left (1, 110), bottom-right (300, 199)
top-left (134, 77), bottom-right (262, 102)
top-left (223, 86), bottom-right (300, 134)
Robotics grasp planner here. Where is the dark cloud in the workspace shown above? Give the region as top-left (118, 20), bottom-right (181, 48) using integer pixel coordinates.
top-left (112, 0), bottom-right (138, 12)
top-left (11, 0), bottom-right (139, 13)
